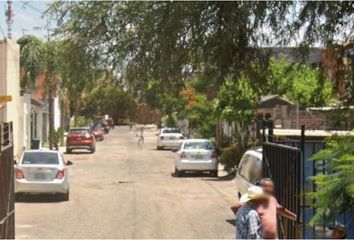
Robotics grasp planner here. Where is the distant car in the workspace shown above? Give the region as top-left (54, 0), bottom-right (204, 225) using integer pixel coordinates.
top-left (234, 147), bottom-right (262, 198)
top-left (91, 123), bottom-right (104, 141)
top-left (174, 139), bottom-right (218, 177)
top-left (156, 128), bottom-right (184, 150)
top-left (101, 121), bottom-right (110, 134)
top-left (15, 149), bottom-right (72, 201)
top-left (66, 127), bottom-right (96, 153)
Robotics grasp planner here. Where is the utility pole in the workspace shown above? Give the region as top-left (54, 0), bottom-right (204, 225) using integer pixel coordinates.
top-left (5, 0), bottom-right (14, 39)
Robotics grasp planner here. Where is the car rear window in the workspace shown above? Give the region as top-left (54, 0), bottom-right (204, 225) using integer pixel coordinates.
top-left (162, 129), bottom-right (181, 134)
top-left (21, 152), bottom-right (59, 165)
top-left (183, 141), bottom-right (214, 150)
top-left (70, 129), bottom-right (89, 134)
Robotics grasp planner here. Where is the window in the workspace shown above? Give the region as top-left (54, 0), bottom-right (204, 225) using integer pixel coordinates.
top-left (21, 152), bottom-right (59, 165)
top-left (239, 154), bottom-right (262, 184)
top-left (162, 128), bottom-right (181, 134)
top-left (183, 141), bottom-right (214, 150)
top-left (70, 129), bottom-right (89, 134)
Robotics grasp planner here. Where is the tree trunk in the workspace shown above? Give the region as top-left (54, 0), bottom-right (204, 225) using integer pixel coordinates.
top-left (48, 89), bottom-right (54, 150)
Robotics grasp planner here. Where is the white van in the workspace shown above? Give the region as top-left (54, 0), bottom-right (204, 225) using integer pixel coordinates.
top-left (234, 147), bottom-right (262, 198)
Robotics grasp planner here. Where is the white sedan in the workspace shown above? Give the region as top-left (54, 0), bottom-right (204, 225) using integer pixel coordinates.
top-left (174, 139), bottom-right (218, 177)
top-left (156, 128), bottom-right (184, 150)
top-left (15, 149), bottom-right (72, 201)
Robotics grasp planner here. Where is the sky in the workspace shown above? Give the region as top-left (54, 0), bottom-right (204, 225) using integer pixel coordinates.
top-left (0, 0), bottom-right (53, 41)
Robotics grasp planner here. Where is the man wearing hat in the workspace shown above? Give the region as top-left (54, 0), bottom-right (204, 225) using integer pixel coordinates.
top-left (328, 223), bottom-right (347, 239)
top-left (235, 186), bottom-right (269, 239)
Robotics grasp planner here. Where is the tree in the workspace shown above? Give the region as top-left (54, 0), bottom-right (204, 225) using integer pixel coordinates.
top-left (309, 135), bottom-right (354, 225)
top-left (17, 35), bottom-right (44, 91)
top-left (48, 1), bottom-right (353, 99)
top-left (215, 75), bottom-right (259, 150)
top-left (265, 57), bottom-right (336, 107)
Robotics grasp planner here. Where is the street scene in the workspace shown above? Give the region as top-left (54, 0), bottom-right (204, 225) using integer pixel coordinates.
top-left (0, 1), bottom-right (353, 239)
top-left (15, 126), bottom-right (236, 239)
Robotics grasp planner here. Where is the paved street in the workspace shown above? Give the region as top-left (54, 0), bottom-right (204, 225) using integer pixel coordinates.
top-left (16, 126), bottom-right (236, 239)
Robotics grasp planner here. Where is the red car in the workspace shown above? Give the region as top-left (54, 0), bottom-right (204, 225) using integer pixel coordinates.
top-left (91, 123), bottom-right (104, 141)
top-left (66, 127), bottom-right (96, 154)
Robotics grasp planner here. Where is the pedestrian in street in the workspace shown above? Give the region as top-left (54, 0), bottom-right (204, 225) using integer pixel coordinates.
top-left (231, 178), bottom-right (297, 239)
top-left (235, 186), bottom-right (269, 239)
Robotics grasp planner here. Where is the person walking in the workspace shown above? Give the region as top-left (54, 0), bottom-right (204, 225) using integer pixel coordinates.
top-left (235, 186), bottom-right (269, 239)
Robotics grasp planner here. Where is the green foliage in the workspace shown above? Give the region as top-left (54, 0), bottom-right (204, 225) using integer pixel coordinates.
top-left (265, 57), bottom-right (336, 107)
top-left (219, 145), bottom-right (244, 172)
top-left (51, 127), bottom-right (64, 150)
top-left (309, 135), bottom-right (354, 225)
top-left (70, 116), bottom-right (92, 127)
top-left (164, 114), bottom-right (177, 128)
top-left (17, 35), bottom-right (44, 90)
top-left (82, 85), bottom-right (137, 122)
top-left (48, 1), bottom-right (352, 98)
top-left (215, 76), bottom-right (258, 149)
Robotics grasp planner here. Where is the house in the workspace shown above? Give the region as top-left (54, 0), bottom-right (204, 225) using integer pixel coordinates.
top-left (0, 39), bottom-right (24, 158)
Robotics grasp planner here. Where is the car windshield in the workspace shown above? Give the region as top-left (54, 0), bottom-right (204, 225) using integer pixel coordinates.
top-left (183, 141), bottom-right (214, 150)
top-left (162, 129), bottom-right (180, 134)
top-left (21, 152), bottom-right (59, 165)
top-left (70, 129), bottom-right (89, 134)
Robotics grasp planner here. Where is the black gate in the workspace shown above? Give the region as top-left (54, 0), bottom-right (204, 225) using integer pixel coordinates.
top-left (262, 142), bottom-right (302, 239)
top-left (0, 122), bottom-right (15, 239)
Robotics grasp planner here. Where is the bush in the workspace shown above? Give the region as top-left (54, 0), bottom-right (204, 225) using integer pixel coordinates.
top-left (71, 116), bottom-right (92, 127)
top-left (219, 145), bottom-right (244, 172)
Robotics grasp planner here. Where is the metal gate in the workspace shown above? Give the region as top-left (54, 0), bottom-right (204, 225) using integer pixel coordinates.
top-left (262, 142), bottom-right (302, 239)
top-left (0, 122), bottom-right (15, 239)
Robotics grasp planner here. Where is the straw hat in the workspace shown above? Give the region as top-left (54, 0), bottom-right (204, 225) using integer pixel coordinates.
top-left (240, 186), bottom-right (269, 203)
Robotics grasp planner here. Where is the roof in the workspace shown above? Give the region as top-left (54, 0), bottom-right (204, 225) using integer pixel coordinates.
top-left (259, 95), bottom-right (293, 108)
top-left (183, 139), bottom-right (212, 142)
top-left (22, 149), bottom-right (59, 153)
top-left (70, 127), bottom-right (90, 130)
top-left (31, 98), bottom-right (47, 107)
top-left (262, 128), bottom-right (354, 137)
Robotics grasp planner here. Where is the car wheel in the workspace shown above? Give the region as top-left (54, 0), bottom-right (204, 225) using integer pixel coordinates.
top-left (211, 170), bottom-right (218, 177)
top-left (90, 147), bottom-right (96, 154)
top-left (66, 148), bottom-right (71, 154)
top-left (175, 168), bottom-right (181, 177)
top-left (157, 146), bottom-right (163, 150)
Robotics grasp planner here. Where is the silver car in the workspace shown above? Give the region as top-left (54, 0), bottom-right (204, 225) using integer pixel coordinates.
top-left (174, 139), bottom-right (218, 177)
top-left (15, 149), bottom-right (72, 201)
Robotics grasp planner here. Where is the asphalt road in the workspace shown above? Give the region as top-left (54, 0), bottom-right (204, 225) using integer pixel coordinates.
top-left (15, 126), bottom-right (236, 239)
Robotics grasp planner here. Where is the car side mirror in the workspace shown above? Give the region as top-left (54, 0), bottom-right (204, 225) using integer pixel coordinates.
top-left (172, 149), bottom-right (178, 153)
top-left (66, 161), bottom-right (73, 166)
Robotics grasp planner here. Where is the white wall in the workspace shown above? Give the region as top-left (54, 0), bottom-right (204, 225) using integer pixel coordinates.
top-left (0, 39), bottom-right (22, 158)
top-left (54, 96), bottom-right (61, 130)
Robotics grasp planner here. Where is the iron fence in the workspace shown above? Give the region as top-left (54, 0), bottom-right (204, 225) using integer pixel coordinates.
top-left (0, 122), bottom-right (15, 239)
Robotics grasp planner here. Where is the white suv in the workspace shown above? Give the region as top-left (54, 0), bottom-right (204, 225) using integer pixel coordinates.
top-left (156, 128), bottom-right (184, 150)
top-left (234, 147), bottom-right (262, 198)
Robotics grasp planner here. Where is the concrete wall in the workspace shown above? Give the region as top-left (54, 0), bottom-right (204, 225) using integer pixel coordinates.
top-left (0, 39), bottom-right (22, 158)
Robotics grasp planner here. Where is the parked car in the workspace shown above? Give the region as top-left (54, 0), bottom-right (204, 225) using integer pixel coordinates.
top-left (91, 123), bottom-right (104, 141)
top-left (14, 149), bottom-right (72, 201)
top-left (101, 121), bottom-right (110, 134)
top-left (66, 127), bottom-right (96, 153)
top-left (234, 147), bottom-right (262, 198)
top-left (156, 128), bottom-right (184, 150)
top-left (174, 139), bottom-right (218, 177)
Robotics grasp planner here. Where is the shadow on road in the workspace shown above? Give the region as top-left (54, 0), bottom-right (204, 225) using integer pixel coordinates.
top-left (201, 173), bottom-right (235, 182)
top-left (15, 194), bottom-right (66, 203)
top-left (64, 151), bottom-right (92, 155)
top-left (170, 171), bottom-right (216, 178)
top-left (225, 219), bottom-right (236, 227)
